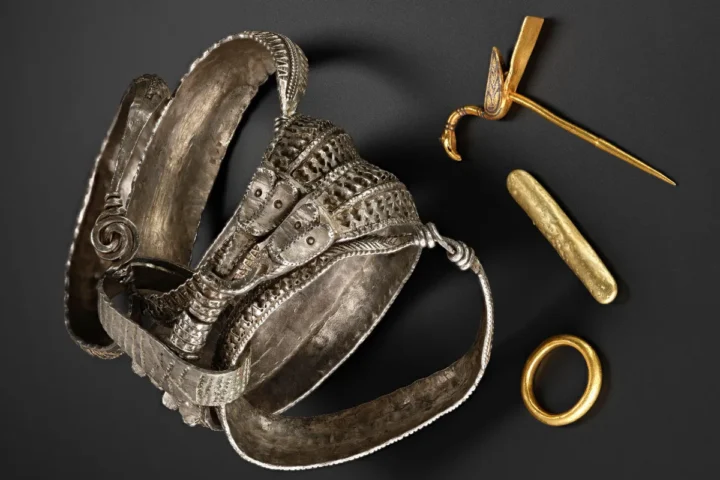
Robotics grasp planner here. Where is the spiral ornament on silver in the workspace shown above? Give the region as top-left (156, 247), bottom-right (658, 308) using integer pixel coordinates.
top-left (66, 30), bottom-right (496, 470)
top-left (90, 192), bottom-right (139, 264)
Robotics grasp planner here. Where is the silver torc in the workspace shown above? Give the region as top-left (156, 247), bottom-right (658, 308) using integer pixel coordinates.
top-left (64, 31), bottom-right (494, 469)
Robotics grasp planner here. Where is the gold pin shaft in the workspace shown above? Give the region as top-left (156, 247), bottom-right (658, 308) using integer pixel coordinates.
top-left (508, 93), bottom-right (676, 186)
top-left (507, 169), bottom-right (617, 304)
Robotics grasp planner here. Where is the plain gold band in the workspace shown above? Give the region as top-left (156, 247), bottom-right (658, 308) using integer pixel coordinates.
top-left (521, 334), bottom-right (602, 426)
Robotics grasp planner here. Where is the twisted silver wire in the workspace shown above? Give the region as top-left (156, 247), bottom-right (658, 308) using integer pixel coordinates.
top-left (414, 222), bottom-right (476, 271)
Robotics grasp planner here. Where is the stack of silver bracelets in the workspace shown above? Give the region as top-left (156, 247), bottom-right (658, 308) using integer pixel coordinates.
top-left (64, 31), bottom-right (493, 470)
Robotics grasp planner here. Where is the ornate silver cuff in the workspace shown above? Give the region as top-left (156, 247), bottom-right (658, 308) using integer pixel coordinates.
top-left (64, 31), bottom-right (494, 470)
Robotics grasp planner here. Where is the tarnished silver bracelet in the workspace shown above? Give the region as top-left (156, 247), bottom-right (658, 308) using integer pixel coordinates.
top-left (65, 31), bottom-right (494, 470)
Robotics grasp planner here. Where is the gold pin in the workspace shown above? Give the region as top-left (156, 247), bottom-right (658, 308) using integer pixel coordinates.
top-left (441, 16), bottom-right (676, 186)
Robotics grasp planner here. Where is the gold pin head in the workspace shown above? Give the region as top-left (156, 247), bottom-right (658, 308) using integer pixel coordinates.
top-left (441, 16), bottom-right (676, 186)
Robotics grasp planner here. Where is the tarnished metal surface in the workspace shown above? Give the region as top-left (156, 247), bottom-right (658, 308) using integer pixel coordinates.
top-left (65, 31), bottom-right (495, 469)
top-left (97, 266), bottom-right (246, 408)
top-left (64, 74), bottom-right (170, 358)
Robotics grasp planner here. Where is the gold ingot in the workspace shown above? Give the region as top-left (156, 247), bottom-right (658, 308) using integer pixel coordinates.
top-left (441, 16), bottom-right (675, 186)
top-left (507, 169), bottom-right (617, 304)
top-left (521, 334), bottom-right (603, 426)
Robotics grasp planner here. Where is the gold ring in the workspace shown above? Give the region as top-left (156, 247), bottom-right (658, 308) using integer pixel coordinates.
top-left (521, 334), bottom-right (602, 426)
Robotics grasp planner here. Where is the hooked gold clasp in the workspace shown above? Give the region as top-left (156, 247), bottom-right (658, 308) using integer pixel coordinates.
top-left (441, 16), bottom-right (675, 186)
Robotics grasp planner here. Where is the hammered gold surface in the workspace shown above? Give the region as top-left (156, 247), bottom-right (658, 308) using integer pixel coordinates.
top-left (507, 170), bottom-right (617, 304)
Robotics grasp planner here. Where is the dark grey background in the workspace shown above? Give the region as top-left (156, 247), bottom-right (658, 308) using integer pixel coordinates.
top-left (2, 0), bottom-right (718, 478)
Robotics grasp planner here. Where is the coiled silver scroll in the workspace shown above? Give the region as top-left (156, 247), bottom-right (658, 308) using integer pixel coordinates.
top-left (65, 31), bottom-right (494, 469)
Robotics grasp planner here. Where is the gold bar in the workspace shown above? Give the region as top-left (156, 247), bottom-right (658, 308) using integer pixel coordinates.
top-left (507, 169), bottom-right (618, 304)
